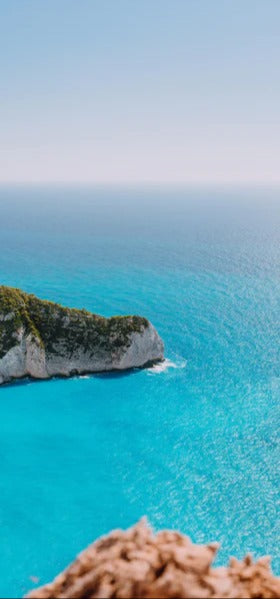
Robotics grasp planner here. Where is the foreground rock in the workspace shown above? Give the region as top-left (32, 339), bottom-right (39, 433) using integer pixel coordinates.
top-left (0, 286), bottom-right (164, 384)
top-left (27, 519), bottom-right (280, 599)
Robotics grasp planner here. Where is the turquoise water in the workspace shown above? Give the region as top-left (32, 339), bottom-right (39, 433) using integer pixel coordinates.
top-left (0, 187), bottom-right (279, 597)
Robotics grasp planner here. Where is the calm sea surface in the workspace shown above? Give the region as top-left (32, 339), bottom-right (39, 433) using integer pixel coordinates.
top-left (0, 186), bottom-right (279, 597)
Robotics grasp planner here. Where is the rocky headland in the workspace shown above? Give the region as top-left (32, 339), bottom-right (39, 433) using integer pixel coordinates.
top-left (0, 286), bottom-right (164, 385)
top-left (27, 519), bottom-right (280, 599)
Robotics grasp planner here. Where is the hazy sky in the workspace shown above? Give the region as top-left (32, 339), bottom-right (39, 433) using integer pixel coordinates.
top-left (1, 0), bottom-right (280, 184)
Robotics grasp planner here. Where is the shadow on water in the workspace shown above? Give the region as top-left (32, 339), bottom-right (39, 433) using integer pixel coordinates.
top-left (93, 368), bottom-right (140, 380)
top-left (0, 368), bottom-right (141, 390)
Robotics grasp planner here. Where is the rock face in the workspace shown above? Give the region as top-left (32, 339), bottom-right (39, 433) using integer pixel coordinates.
top-left (0, 286), bottom-right (164, 385)
top-left (26, 519), bottom-right (280, 599)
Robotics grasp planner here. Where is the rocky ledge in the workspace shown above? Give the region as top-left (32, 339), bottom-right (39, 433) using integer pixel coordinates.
top-left (0, 286), bottom-right (164, 385)
top-left (26, 519), bottom-right (280, 599)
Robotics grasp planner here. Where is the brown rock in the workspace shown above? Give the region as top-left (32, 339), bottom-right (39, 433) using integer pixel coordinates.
top-left (26, 519), bottom-right (280, 599)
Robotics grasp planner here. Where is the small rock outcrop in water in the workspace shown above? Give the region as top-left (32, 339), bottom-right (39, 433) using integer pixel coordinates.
top-left (27, 519), bottom-right (280, 599)
top-left (0, 286), bottom-right (164, 384)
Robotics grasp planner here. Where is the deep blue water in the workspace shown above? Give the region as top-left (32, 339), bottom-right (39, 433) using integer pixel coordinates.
top-left (0, 186), bottom-right (279, 597)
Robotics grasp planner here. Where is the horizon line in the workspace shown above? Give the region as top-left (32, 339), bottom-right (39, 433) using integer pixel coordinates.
top-left (1, 180), bottom-right (280, 189)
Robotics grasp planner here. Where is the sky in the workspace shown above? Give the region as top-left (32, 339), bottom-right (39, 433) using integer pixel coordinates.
top-left (0, 0), bottom-right (280, 185)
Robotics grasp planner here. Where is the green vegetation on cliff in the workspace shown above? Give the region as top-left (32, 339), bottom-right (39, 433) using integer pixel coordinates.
top-left (0, 286), bottom-right (149, 359)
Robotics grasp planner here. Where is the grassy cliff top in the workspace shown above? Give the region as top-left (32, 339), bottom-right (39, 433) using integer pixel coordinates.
top-left (0, 286), bottom-right (149, 359)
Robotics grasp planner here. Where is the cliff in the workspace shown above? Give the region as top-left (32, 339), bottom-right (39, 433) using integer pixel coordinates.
top-left (27, 519), bottom-right (280, 599)
top-left (0, 286), bottom-right (164, 384)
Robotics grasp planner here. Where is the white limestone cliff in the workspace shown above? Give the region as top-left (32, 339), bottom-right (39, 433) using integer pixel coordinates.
top-left (0, 287), bottom-right (164, 385)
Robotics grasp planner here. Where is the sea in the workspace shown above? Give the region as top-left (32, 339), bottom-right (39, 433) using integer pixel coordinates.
top-left (0, 186), bottom-right (279, 597)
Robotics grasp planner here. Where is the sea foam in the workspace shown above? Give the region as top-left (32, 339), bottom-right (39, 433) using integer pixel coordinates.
top-left (147, 358), bottom-right (186, 374)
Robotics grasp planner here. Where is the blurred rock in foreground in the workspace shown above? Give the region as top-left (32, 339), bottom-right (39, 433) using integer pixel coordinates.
top-left (26, 519), bottom-right (280, 598)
